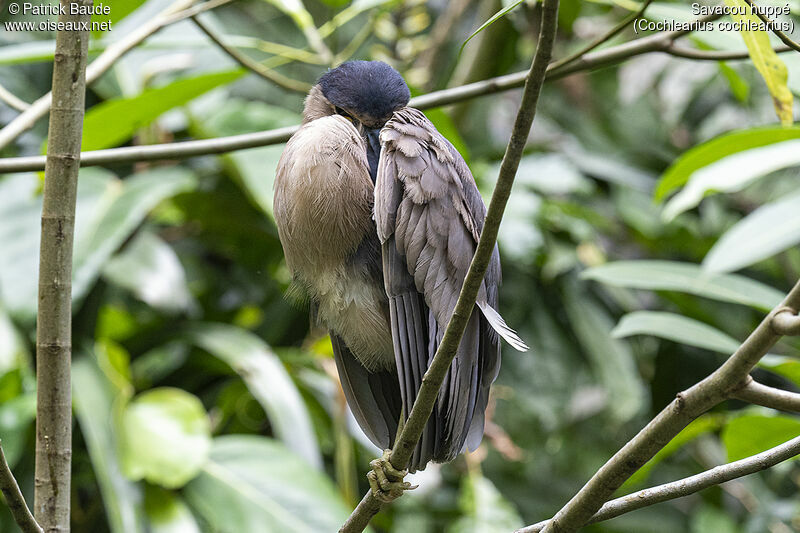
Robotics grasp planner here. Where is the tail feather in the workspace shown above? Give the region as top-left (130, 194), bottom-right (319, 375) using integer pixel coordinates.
top-left (476, 301), bottom-right (529, 352)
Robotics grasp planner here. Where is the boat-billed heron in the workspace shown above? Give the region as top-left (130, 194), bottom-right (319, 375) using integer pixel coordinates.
top-left (274, 61), bottom-right (526, 492)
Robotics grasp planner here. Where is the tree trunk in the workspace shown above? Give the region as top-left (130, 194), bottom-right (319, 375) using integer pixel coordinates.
top-left (35, 1), bottom-right (92, 531)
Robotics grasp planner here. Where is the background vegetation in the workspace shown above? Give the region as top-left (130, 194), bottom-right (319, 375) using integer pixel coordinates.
top-left (1, 0), bottom-right (800, 531)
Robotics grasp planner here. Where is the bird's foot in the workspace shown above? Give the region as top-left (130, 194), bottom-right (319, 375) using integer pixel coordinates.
top-left (367, 449), bottom-right (417, 503)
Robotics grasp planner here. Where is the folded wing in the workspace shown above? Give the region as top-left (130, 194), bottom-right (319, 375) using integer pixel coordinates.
top-left (375, 107), bottom-right (526, 471)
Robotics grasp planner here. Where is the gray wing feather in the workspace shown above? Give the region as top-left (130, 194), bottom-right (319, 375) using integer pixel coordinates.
top-left (331, 334), bottom-right (401, 450)
top-left (375, 107), bottom-right (524, 469)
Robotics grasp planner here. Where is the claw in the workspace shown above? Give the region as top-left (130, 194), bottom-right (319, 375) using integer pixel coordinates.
top-left (367, 450), bottom-right (417, 503)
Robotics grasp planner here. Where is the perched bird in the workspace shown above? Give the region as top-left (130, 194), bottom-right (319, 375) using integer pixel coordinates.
top-left (274, 61), bottom-right (526, 479)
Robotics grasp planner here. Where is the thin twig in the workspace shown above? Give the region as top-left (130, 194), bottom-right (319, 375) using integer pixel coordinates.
top-left (191, 15), bottom-right (311, 93)
top-left (339, 0), bottom-right (561, 531)
top-left (549, 0), bottom-right (654, 71)
top-left (0, 83), bottom-right (31, 112)
top-left (520, 435), bottom-right (800, 532)
top-left (742, 0), bottom-right (800, 53)
top-left (0, 442), bottom-right (42, 533)
top-left (0, 0), bottom-right (240, 150)
top-left (3, 38), bottom-right (791, 174)
top-left (536, 281), bottom-right (800, 533)
top-left (732, 377), bottom-right (800, 413)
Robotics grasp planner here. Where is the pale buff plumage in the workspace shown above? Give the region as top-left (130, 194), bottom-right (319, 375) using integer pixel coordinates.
top-left (274, 109), bottom-right (394, 372)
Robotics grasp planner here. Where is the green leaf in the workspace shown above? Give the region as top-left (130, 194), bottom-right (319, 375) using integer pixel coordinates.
top-left (721, 414), bottom-right (800, 462)
top-left (724, 0), bottom-right (794, 125)
top-left (183, 436), bottom-right (352, 533)
top-left (654, 126), bottom-right (800, 201)
top-left (703, 191), bottom-right (800, 273)
top-left (73, 357), bottom-right (146, 533)
top-left (119, 388), bottom-right (212, 489)
top-left (563, 280), bottom-right (646, 422)
top-left (189, 324), bottom-right (322, 469)
top-left (662, 139), bottom-right (800, 221)
top-left (0, 169), bottom-right (195, 322)
top-left (103, 231), bottom-right (193, 312)
top-left (582, 260), bottom-right (784, 311)
top-left (80, 70), bottom-right (244, 151)
top-left (72, 167), bottom-right (197, 306)
top-left (459, 0), bottom-right (524, 55)
top-left (91, 0), bottom-right (146, 38)
top-left (759, 355), bottom-right (800, 389)
top-left (625, 414), bottom-right (725, 487)
top-left (447, 471), bottom-right (523, 533)
top-left (145, 486), bottom-right (201, 533)
top-left (612, 311), bottom-right (740, 353)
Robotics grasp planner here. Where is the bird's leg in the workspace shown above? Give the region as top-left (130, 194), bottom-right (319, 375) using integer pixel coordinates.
top-left (367, 449), bottom-right (417, 503)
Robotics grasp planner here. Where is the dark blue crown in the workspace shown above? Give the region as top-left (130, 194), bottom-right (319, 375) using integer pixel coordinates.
top-left (318, 61), bottom-right (410, 120)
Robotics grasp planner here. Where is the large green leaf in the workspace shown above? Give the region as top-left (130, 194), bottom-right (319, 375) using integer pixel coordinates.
top-left (721, 414), bottom-right (800, 462)
top-left (0, 168), bottom-right (195, 321)
top-left (72, 168), bottom-right (196, 306)
top-left (119, 388), bottom-right (212, 489)
top-left (612, 311), bottom-right (740, 353)
top-left (563, 280), bottom-right (646, 422)
top-left (582, 260), bottom-right (784, 311)
top-left (662, 140), bottom-right (800, 221)
top-left (724, 0), bottom-right (794, 125)
top-left (189, 324), bottom-right (321, 469)
top-left (183, 436), bottom-right (352, 533)
top-left (103, 231), bottom-right (193, 313)
top-left (80, 70), bottom-right (244, 151)
top-left (73, 357), bottom-right (146, 533)
top-left (703, 191), bottom-right (800, 273)
top-left (654, 126), bottom-right (800, 201)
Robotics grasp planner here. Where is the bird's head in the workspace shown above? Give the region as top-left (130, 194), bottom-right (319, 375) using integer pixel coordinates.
top-left (314, 60), bottom-right (410, 128)
top-left (303, 60), bottom-right (410, 180)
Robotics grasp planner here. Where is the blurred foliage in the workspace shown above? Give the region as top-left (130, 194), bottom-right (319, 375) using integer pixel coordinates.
top-left (1, 0), bottom-right (800, 531)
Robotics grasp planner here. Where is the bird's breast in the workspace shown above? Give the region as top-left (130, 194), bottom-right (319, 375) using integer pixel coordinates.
top-left (274, 115), bottom-right (375, 270)
top-left (274, 115), bottom-right (394, 370)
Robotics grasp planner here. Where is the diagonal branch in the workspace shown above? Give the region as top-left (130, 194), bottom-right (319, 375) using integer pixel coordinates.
top-left (0, 442), bottom-right (42, 533)
top-left (338, 0), bottom-right (561, 532)
top-left (520, 434), bottom-right (800, 532)
top-left (534, 284), bottom-right (800, 533)
top-left (191, 15), bottom-right (311, 93)
top-left (0, 0), bottom-right (237, 150)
